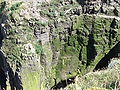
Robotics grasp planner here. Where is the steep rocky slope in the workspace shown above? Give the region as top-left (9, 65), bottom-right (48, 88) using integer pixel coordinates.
top-left (0, 0), bottom-right (120, 90)
top-left (65, 58), bottom-right (120, 90)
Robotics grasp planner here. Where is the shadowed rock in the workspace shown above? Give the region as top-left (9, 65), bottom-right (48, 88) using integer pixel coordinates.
top-left (51, 76), bottom-right (76, 90)
top-left (0, 67), bottom-right (7, 90)
top-left (94, 41), bottom-right (120, 71)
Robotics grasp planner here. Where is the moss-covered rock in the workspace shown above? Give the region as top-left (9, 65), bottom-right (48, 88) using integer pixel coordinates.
top-left (0, 0), bottom-right (120, 89)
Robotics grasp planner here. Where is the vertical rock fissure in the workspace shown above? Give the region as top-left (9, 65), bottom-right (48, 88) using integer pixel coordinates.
top-left (0, 1), bottom-right (23, 89)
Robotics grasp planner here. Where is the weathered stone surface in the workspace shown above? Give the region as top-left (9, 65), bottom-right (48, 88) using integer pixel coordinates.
top-left (0, 0), bottom-right (120, 89)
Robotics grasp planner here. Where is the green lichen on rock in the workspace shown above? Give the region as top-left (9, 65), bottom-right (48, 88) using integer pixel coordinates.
top-left (53, 14), bottom-right (120, 81)
top-left (1, 0), bottom-right (120, 89)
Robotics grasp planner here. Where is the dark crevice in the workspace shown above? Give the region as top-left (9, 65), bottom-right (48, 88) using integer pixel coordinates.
top-left (0, 67), bottom-right (7, 90)
top-left (110, 19), bottom-right (117, 29)
top-left (0, 1), bottom-right (23, 89)
top-left (0, 7), bottom-right (7, 88)
top-left (86, 16), bottom-right (97, 67)
top-left (76, 0), bottom-right (86, 5)
top-left (0, 24), bottom-right (6, 48)
top-left (76, 0), bottom-right (86, 13)
top-left (113, 7), bottom-right (119, 16)
top-left (14, 70), bottom-right (23, 90)
top-left (8, 67), bottom-right (16, 90)
top-left (0, 51), bottom-right (23, 90)
top-left (94, 41), bottom-right (120, 71)
top-left (86, 33), bottom-right (97, 67)
top-left (50, 76), bottom-right (76, 90)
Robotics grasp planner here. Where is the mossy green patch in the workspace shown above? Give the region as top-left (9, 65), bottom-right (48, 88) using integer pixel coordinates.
top-left (21, 68), bottom-right (40, 90)
top-left (35, 44), bottom-right (43, 54)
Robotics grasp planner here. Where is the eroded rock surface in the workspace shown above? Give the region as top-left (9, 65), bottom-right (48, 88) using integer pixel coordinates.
top-left (0, 0), bottom-right (120, 89)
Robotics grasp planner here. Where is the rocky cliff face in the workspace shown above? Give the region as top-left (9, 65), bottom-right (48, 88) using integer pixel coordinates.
top-left (0, 0), bottom-right (120, 89)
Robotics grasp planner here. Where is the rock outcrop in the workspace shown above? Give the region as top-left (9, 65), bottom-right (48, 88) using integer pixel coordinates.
top-left (0, 0), bottom-right (120, 89)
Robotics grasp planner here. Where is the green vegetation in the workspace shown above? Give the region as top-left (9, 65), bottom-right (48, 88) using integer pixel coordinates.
top-left (35, 44), bottom-right (43, 54)
top-left (1, 0), bottom-right (120, 90)
top-left (0, 0), bottom-right (6, 14)
top-left (3, 33), bottom-right (22, 63)
top-left (8, 2), bottom-right (23, 11)
top-left (35, 21), bottom-right (48, 27)
top-left (21, 68), bottom-right (40, 90)
top-left (66, 60), bottom-right (120, 90)
top-left (8, 1), bottom-right (23, 21)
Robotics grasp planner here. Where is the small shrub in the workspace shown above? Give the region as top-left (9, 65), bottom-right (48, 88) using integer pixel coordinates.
top-left (0, 1), bottom-right (6, 14)
top-left (8, 1), bottom-right (23, 11)
top-left (35, 21), bottom-right (48, 26)
top-left (35, 44), bottom-right (43, 54)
